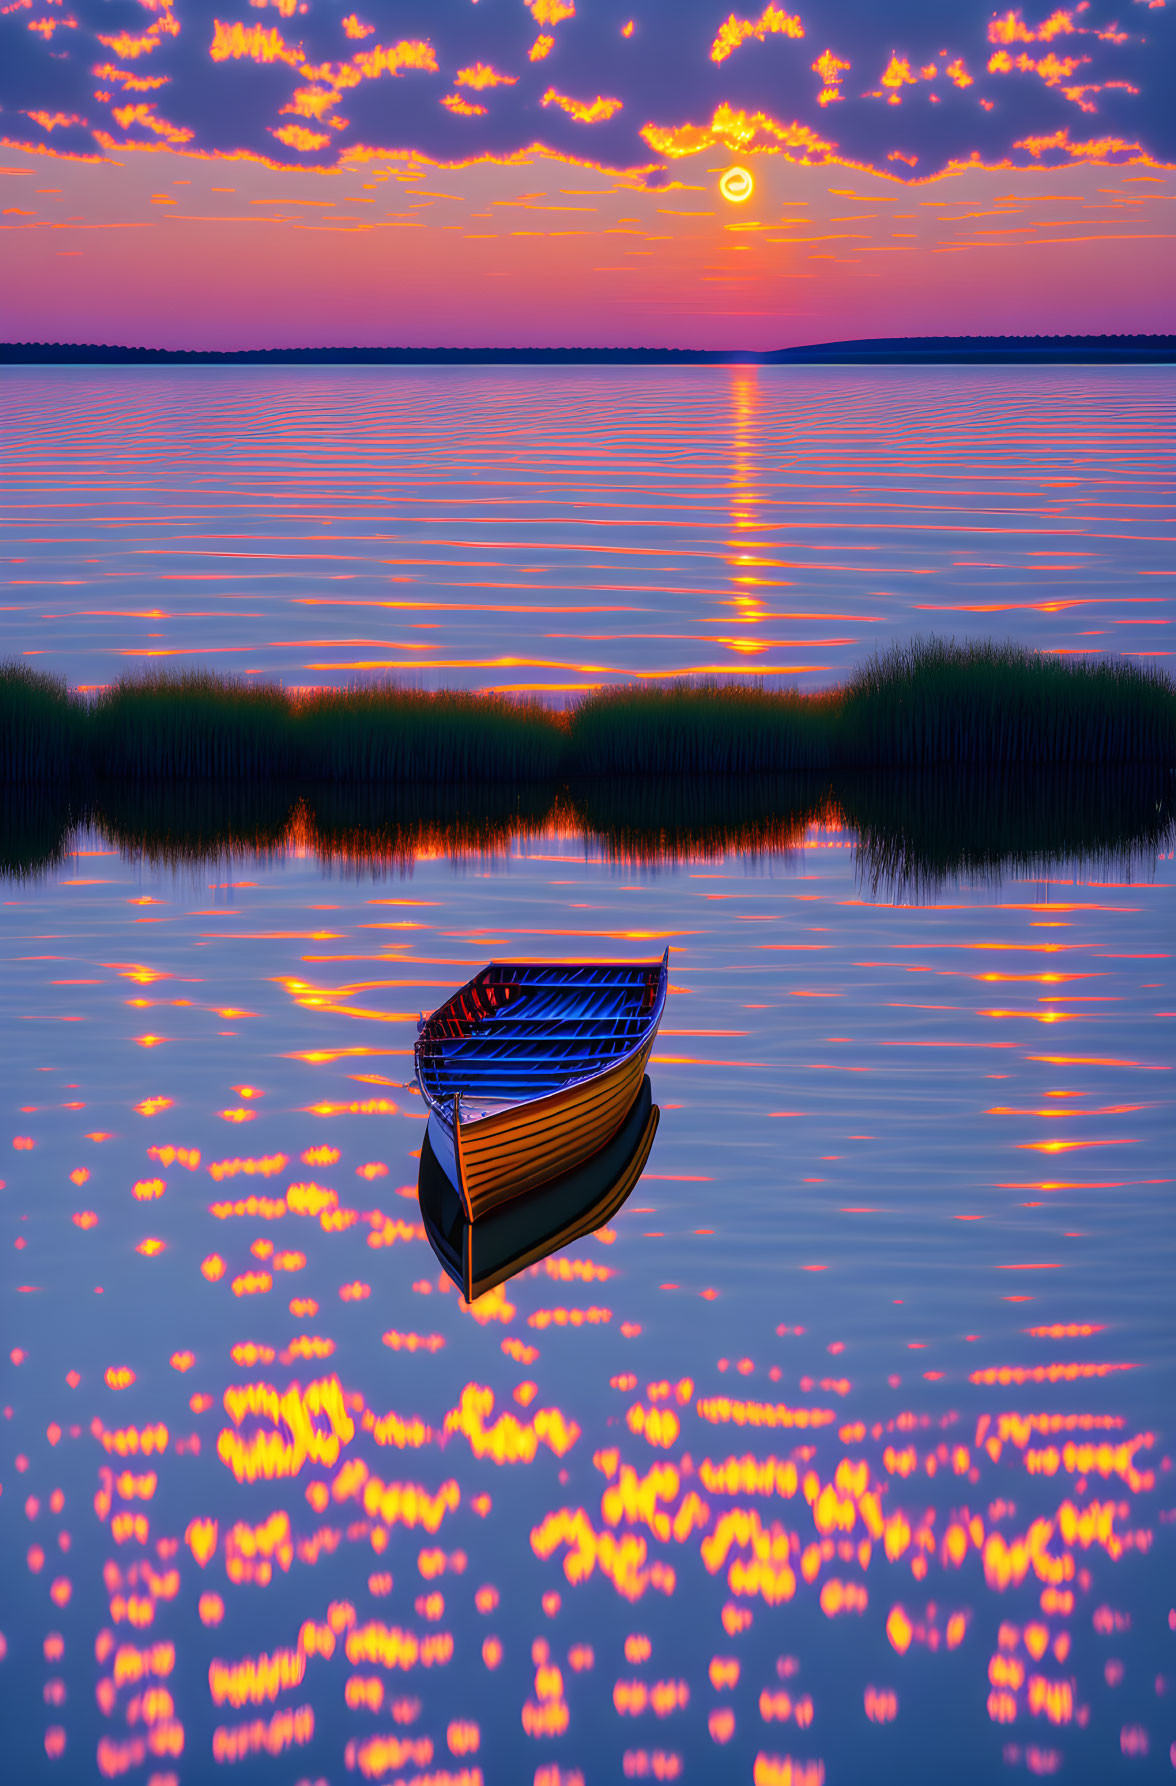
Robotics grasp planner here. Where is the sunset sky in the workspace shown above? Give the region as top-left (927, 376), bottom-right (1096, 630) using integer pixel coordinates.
top-left (3, 0), bottom-right (1174, 348)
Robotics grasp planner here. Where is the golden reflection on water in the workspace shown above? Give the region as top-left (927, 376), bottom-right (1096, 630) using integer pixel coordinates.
top-left (1, 819), bottom-right (1172, 1780)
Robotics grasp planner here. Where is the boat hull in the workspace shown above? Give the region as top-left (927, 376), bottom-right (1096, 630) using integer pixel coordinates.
top-left (436, 1035), bottom-right (655, 1222)
top-left (420, 1077), bottom-right (659, 1300)
top-left (415, 950), bottom-right (668, 1223)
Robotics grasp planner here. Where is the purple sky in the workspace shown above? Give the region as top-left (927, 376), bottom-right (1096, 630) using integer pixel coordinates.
top-left (3, 1), bottom-right (1174, 345)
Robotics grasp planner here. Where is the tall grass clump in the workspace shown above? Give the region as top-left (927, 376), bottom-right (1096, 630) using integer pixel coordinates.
top-left (2, 641), bottom-right (1173, 787)
top-left (839, 638), bottom-right (1176, 768)
top-left (566, 680), bottom-right (836, 777)
top-left (0, 662), bottom-right (80, 782)
top-left (292, 684), bottom-right (564, 782)
top-left (89, 671), bottom-right (295, 780)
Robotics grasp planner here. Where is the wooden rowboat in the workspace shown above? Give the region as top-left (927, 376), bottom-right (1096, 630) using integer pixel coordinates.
top-left (414, 950), bottom-right (668, 1222)
top-left (419, 1076), bottom-right (659, 1300)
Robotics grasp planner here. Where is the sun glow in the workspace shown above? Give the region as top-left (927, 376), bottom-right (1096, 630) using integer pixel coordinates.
top-left (719, 165), bottom-right (755, 203)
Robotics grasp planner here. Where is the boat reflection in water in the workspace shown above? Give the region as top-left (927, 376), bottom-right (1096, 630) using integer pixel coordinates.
top-left (419, 1075), bottom-right (659, 1300)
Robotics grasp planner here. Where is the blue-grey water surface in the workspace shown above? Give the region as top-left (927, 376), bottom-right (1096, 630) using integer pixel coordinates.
top-left (2, 365), bottom-right (1172, 693)
top-left (1, 367), bottom-right (1174, 1784)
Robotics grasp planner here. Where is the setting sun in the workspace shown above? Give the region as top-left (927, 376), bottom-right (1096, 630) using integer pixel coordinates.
top-left (719, 165), bottom-right (755, 204)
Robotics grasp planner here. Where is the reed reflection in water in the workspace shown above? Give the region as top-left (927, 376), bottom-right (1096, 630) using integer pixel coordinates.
top-left (3, 768), bottom-right (1172, 899)
top-left (0, 803), bottom-right (1172, 1784)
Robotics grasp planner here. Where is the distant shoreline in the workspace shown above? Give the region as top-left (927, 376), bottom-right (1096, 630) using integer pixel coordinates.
top-left (2, 334), bottom-right (1173, 366)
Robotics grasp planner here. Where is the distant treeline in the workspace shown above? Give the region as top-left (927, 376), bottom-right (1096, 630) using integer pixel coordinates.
top-left (2, 334), bottom-right (1173, 365)
top-left (3, 641), bottom-right (1173, 789)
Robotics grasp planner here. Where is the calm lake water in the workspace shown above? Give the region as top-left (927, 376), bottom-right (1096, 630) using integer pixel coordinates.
top-left (1, 369), bottom-right (1174, 1783)
top-left (2, 366), bottom-right (1173, 693)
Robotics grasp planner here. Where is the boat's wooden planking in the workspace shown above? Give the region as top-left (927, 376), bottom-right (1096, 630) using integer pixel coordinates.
top-left (418, 1079), bottom-right (659, 1301)
top-left (414, 952), bottom-right (668, 1221)
top-left (454, 1039), bottom-right (655, 1221)
top-left (460, 1100), bottom-right (659, 1299)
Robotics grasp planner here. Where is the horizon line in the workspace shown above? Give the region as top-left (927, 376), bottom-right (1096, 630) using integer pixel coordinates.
top-left (3, 331), bottom-right (1175, 365)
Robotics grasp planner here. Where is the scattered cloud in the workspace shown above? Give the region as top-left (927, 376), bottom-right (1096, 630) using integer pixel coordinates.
top-left (1, 0), bottom-right (1171, 178)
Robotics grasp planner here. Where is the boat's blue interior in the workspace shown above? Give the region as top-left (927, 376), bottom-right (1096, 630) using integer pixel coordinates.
top-left (416, 961), bottom-right (663, 1104)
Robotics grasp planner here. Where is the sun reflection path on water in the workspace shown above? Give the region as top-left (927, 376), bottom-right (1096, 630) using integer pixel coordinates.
top-left (1, 821), bottom-right (1173, 1781)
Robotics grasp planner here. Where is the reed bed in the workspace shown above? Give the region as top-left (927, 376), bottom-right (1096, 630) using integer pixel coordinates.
top-left (89, 673), bottom-right (294, 783)
top-left (79, 673), bottom-right (566, 784)
top-left (838, 639), bottom-right (1176, 768)
top-left (0, 663), bottom-right (81, 783)
top-left (1, 641), bottom-right (1173, 786)
top-left (292, 685), bottom-right (564, 784)
top-left (568, 682), bottom-right (837, 776)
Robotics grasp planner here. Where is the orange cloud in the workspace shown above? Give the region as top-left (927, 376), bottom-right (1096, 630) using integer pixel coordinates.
top-left (710, 5), bottom-right (804, 66)
top-left (299, 57), bottom-right (362, 88)
top-left (989, 9), bottom-right (1078, 45)
top-left (529, 35), bottom-right (555, 62)
top-left (946, 58), bottom-right (974, 89)
top-left (351, 40), bottom-right (437, 79)
top-left (639, 121), bottom-right (713, 157)
top-left (209, 20), bottom-right (303, 67)
top-left (28, 16), bottom-right (70, 41)
top-left (989, 49), bottom-right (1091, 86)
top-left (456, 63), bottom-right (518, 90)
top-left (1036, 51), bottom-right (1088, 81)
top-left (880, 54), bottom-right (919, 90)
top-left (280, 86), bottom-right (345, 123)
top-left (1015, 126), bottom-right (1157, 163)
top-left (812, 49), bottom-right (850, 106)
top-left (442, 93), bottom-right (487, 117)
top-left (341, 13), bottom-right (373, 39)
top-left (92, 64), bottom-right (170, 93)
top-left (26, 110), bottom-right (85, 131)
top-left (642, 106), bottom-right (835, 161)
top-left (990, 10), bottom-right (1038, 43)
top-left (269, 122), bottom-right (331, 151)
top-left (297, 38), bottom-right (437, 100)
top-left (96, 11), bottom-right (178, 60)
top-left (526, 0), bottom-right (575, 22)
top-left (719, 104), bottom-right (832, 155)
top-left (110, 103), bottom-right (192, 144)
top-left (542, 88), bottom-right (623, 123)
top-left (1064, 76), bottom-right (1141, 111)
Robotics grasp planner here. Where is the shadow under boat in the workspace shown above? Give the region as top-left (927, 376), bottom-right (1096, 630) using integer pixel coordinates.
top-left (418, 1075), bottom-right (659, 1301)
